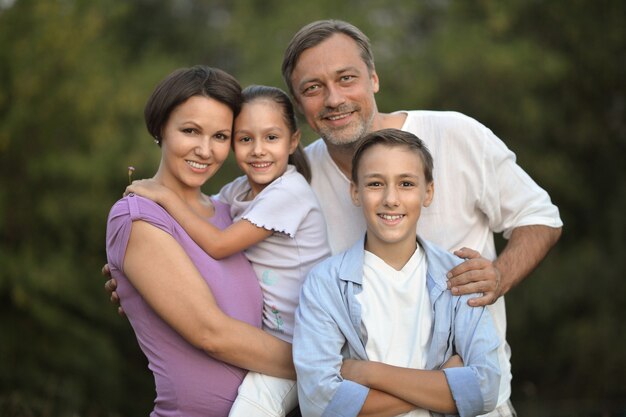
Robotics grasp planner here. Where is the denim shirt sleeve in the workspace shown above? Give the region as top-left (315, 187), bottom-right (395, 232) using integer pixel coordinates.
top-left (442, 294), bottom-right (501, 416)
top-left (293, 262), bottom-right (369, 417)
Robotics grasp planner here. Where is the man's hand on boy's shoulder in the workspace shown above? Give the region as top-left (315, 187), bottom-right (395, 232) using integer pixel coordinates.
top-left (446, 248), bottom-right (502, 307)
top-left (102, 263), bottom-right (125, 316)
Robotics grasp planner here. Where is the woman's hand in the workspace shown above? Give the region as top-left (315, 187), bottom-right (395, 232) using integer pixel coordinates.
top-left (125, 178), bottom-right (169, 204)
top-left (102, 263), bottom-right (125, 316)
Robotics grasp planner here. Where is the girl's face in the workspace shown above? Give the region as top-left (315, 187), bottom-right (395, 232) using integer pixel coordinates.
top-left (158, 95), bottom-right (233, 195)
top-left (233, 99), bottom-right (299, 198)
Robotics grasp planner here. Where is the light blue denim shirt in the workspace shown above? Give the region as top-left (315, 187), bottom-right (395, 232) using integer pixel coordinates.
top-left (293, 236), bottom-right (501, 417)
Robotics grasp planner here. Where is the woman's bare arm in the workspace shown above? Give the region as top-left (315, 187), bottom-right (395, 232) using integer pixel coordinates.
top-left (123, 220), bottom-right (295, 379)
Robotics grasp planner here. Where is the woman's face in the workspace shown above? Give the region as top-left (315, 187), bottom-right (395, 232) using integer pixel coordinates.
top-left (158, 95), bottom-right (233, 193)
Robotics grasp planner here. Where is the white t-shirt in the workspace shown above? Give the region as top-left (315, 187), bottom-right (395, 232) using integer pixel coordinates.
top-left (357, 247), bottom-right (431, 417)
top-left (304, 110), bottom-right (564, 407)
top-left (218, 165), bottom-right (331, 342)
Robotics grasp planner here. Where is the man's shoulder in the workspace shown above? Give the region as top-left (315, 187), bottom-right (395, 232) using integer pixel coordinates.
top-left (303, 138), bottom-right (326, 156)
top-left (402, 110), bottom-right (495, 152)
top-left (403, 110), bottom-right (485, 129)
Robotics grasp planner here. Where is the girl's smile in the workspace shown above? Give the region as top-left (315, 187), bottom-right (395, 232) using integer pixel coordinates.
top-left (234, 99), bottom-right (299, 199)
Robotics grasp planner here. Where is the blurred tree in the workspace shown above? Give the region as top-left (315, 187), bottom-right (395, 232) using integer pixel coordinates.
top-left (0, 0), bottom-right (162, 415)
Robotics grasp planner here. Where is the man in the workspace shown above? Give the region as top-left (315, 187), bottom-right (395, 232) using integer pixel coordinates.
top-left (284, 20), bottom-right (562, 415)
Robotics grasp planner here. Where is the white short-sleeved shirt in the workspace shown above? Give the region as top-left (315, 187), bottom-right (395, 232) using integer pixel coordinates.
top-left (305, 110), bottom-right (563, 407)
top-left (357, 246), bottom-right (432, 417)
top-left (218, 165), bottom-right (331, 342)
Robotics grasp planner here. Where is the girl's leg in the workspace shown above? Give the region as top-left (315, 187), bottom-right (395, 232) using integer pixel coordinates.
top-left (229, 371), bottom-right (298, 417)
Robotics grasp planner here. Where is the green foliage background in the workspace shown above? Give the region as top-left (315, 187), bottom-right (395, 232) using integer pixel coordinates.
top-left (0, 0), bottom-right (624, 415)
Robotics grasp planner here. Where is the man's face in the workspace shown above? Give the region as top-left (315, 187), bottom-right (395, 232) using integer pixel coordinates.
top-left (290, 34), bottom-right (380, 147)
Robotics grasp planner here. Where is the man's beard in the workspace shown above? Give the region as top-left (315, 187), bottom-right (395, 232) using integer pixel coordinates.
top-left (318, 105), bottom-right (375, 147)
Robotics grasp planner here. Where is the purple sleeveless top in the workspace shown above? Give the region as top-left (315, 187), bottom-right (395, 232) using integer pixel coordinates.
top-left (106, 195), bottom-right (263, 417)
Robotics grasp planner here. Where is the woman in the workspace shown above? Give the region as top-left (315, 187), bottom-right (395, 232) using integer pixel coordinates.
top-left (105, 66), bottom-right (294, 416)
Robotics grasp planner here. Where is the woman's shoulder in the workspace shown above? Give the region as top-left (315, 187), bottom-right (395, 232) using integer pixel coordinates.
top-left (109, 194), bottom-right (169, 219)
top-left (106, 195), bottom-right (174, 269)
top-left (107, 195), bottom-right (175, 236)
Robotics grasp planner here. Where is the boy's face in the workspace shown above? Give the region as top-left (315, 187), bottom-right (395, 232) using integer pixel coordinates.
top-left (350, 144), bottom-right (434, 258)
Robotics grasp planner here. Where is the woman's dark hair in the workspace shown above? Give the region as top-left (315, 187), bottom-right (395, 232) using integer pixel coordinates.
top-left (144, 65), bottom-right (242, 145)
top-left (241, 85), bottom-right (311, 183)
top-left (351, 128), bottom-right (434, 185)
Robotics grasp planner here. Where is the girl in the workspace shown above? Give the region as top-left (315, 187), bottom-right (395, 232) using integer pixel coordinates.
top-left (127, 85), bottom-right (331, 417)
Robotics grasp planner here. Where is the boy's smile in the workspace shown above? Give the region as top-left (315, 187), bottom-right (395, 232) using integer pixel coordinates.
top-left (351, 143), bottom-right (434, 267)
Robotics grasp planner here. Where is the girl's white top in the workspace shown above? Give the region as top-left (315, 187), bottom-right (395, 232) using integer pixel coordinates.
top-left (218, 165), bottom-right (331, 342)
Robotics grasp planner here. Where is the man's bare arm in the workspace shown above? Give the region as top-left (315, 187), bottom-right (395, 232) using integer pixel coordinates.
top-left (448, 225), bottom-right (562, 306)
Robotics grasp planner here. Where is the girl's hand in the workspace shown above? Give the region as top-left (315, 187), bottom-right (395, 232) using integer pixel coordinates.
top-left (125, 178), bottom-right (168, 203)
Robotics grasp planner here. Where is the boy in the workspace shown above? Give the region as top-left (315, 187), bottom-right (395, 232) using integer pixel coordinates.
top-left (293, 128), bottom-right (501, 417)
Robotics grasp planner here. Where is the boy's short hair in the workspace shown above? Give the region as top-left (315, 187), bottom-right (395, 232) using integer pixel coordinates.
top-left (351, 128), bottom-right (434, 184)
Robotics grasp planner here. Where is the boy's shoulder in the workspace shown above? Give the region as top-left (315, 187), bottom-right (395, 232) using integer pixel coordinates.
top-left (419, 238), bottom-right (463, 267)
top-left (418, 237), bottom-right (465, 287)
top-left (306, 239), bottom-right (365, 286)
top-left (308, 249), bottom-right (351, 278)
top-left (308, 236), bottom-right (465, 277)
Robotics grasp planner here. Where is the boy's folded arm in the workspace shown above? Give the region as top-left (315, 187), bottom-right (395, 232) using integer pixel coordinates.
top-left (447, 296), bottom-right (502, 415)
top-left (342, 299), bottom-right (501, 417)
top-left (344, 360), bottom-right (457, 415)
top-left (294, 270), bottom-right (371, 417)
top-left (357, 388), bottom-right (417, 417)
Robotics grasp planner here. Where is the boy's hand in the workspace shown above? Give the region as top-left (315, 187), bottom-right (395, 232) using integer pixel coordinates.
top-left (102, 263), bottom-right (125, 316)
top-left (340, 359), bottom-right (369, 385)
top-left (446, 247), bottom-right (502, 307)
top-left (124, 178), bottom-right (168, 203)
top-left (440, 354), bottom-right (464, 369)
